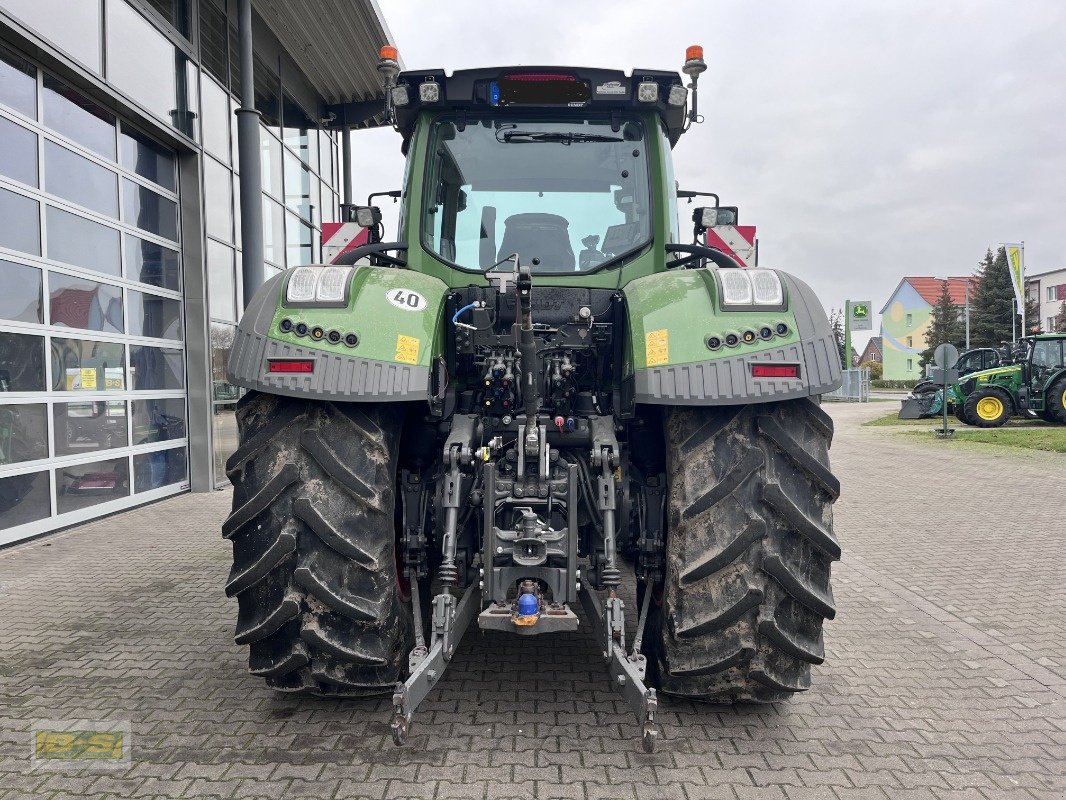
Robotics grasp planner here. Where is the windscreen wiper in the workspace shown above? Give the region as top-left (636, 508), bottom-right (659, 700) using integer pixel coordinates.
top-left (498, 130), bottom-right (625, 144)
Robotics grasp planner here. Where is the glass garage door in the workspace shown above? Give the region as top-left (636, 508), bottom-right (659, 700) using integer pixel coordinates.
top-left (0, 46), bottom-right (188, 545)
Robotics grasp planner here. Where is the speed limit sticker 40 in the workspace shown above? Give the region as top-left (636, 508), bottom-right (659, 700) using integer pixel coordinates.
top-left (387, 288), bottom-right (427, 312)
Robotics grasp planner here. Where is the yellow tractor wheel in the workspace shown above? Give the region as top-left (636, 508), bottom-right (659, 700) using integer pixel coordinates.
top-left (963, 387), bottom-right (1012, 428)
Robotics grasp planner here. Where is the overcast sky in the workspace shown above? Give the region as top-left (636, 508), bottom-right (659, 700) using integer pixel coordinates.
top-left (350, 0), bottom-right (1066, 350)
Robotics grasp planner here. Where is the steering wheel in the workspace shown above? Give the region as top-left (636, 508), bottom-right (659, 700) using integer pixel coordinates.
top-left (333, 242), bottom-right (409, 268)
top-left (665, 243), bottom-right (745, 271)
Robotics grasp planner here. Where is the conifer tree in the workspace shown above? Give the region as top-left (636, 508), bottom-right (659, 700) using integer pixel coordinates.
top-left (919, 281), bottom-right (964, 371)
top-left (969, 247), bottom-right (1017, 347)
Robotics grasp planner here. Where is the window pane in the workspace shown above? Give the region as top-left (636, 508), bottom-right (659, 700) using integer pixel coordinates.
top-left (128, 290), bottom-right (182, 340)
top-left (0, 0), bottom-right (102, 73)
top-left (320, 130), bottom-right (333, 183)
top-left (106, 0), bottom-right (196, 138)
top-left (0, 332), bottom-right (45, 391)
top-left (42, 75), bottom-right (116, 159)
top-left (202, 76), bottom-right (230, 163)
top-left (124, 235), bottom-right (180, 291)
top-left (56, 456), bottom-right (130, 514)
top-left (207, 239), bottom-right (235, 322)
top-left (205, 155), bottom-right (233, 242)
top-left (123, 179), bottom-right (178, 240)
top-left (46, 206), bottom-right (120, 275)
top-left (51, 337), bottom-right (126, 391)
top-left (212, 401), bottom-right (236, 486)
top-left (210, 321), bottom-right (235, 387)
top-left (134, 446), bottom-right (187, 492)
top-left (0, 188), bottom-right (40, 255)
top-left (119, 126), bottom-right (176, 192)
top-left (141, 0), bottom-right (190, 37)
top-left (0, 45), bottom-right (36, 118)
top-left (260, 127), bottom-right (282, 197)
top-left (286, 212), bottom-right (312, 267)
top-left (284, 150), bottom-right (311, 220)
top-left (0, 403), bottom-right (48, 464)
top-left (131, 397), bottom-right (186, 444)
top-left (282, 92), bottom-right (314, 161)
top-left (233, 173), bottom-right (242, 248)
top-left (130, 345), bottom-right (183, 390)
top-left (0, 260), bottom-right (43, 323)
top-left (49, 271), bottom-right (123, 333)
top-left (0, 470), bottom-right (50, 530)
top-left (53, 400), bottom-right (128, 456)
top-left (0, 116), bottom-right (37, 185)
top-left (263, 197), bottom-right (284, 266)
top-left (44, 141), bottom-right (119, 217)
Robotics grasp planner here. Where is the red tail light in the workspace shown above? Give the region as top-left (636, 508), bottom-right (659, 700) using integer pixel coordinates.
top-left (268, 359), bottom-right (314, 374)
top-left (750, 363), bottom-right (800, 379)
top-left (502, 72), bottom-right (578, 82)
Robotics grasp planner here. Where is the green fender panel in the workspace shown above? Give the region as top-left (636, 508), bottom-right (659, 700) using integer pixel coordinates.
top-left (622, 268), bottom-right (842, 405)
top-left (227, 266), bottom-right (449, 401)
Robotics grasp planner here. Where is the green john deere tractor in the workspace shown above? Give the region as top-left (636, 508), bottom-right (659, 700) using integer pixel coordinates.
top-left (950, 334), bottom-right (1066, 427)
top-left (898, 347), bottom-right (1002, 420)
top-left (222, 46), bottom-right (842, 751)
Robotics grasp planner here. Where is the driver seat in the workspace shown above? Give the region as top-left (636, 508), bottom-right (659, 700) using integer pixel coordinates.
top-left (498, 213), bottom-right (575, 271)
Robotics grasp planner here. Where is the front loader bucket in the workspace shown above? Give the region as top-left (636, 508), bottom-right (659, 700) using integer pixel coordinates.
top-left (898, 391), bottom-right (940, 420)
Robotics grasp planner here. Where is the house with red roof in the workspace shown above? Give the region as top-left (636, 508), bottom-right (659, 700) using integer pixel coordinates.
top-left (879, 277), bottom-right (972, 381)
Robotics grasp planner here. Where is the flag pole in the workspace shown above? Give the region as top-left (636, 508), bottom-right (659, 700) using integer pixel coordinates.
top-left (1020, 241), bottom-right (1026, 336)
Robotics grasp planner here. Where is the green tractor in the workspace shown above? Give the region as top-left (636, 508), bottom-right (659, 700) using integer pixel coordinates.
top-left (950, 334), bottom-right (1066, 427)
top-left (222, 46), bottom-right (842, 751)
top-left (897, 346), bottom-right (1002, 420)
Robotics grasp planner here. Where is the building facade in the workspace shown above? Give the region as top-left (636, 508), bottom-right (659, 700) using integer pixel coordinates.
top-left (0, 0), bottom-right (391, 545)
top-left (879, 277), bottom-right (970, 381)
top-left (859, 336), bottom-right (882, 364)
top-left (1026, 268), bottom-right (1066, 333)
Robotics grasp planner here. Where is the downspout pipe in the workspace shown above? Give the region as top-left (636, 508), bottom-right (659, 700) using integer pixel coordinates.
top-left (236, 0), bottom-right (264, 308)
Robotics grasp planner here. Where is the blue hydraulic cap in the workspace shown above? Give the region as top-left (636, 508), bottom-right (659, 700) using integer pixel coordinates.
top-left (517, 593), bottom-right (539, 617)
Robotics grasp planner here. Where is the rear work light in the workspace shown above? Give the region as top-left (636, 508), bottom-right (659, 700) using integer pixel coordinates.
top-left (268, 359), bottom-right (315, 374)
top-left (750, 363), bottom-right (800, 379)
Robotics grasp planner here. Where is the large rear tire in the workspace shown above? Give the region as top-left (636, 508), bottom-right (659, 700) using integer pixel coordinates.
top-left (652, 398), bottom-right (840, 702)
top-left (1044, 377), bottom-right (1066, 424)
top-left (223, 391), bottom-right (412, 695)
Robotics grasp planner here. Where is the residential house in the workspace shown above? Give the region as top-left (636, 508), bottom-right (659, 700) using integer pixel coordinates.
top-left (879, 277), bottom-right (971, 381)
top-left (859, 336), bottom-right (883, 364)
top-left (1026, 268), bottom-right (1066, 333)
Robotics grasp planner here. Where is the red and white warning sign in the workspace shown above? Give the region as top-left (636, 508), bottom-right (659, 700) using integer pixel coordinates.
top-left (321, 222), bottom-right (369, 264)
top-left (704, 225), bottom-right (757, 268)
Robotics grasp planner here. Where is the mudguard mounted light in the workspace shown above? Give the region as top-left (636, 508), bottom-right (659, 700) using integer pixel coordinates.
top-left (284, 266), bottom-right (354, 306)
top-left (715, 269), bottom-right (787, 310)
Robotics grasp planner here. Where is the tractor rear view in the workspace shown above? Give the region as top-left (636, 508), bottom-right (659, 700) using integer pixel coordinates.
top-left (221, 45), bottom-right (843, 751)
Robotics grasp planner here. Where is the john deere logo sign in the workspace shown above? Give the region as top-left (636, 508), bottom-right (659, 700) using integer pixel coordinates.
top-left (850, 301), bottom-right (872, 331)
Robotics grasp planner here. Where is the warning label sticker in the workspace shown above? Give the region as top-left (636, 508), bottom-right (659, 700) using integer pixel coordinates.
top-left (394, 335), bottom-right (421, 365)
top-left (645, 329), bottom-right (669, 367)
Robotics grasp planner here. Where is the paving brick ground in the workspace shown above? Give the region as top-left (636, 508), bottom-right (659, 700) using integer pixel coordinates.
top-left (1, 401), bottom-right (1063, 799)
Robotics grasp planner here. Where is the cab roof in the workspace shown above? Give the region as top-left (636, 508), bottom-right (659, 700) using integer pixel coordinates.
top-left (392, 67), bottom-right (688, 148)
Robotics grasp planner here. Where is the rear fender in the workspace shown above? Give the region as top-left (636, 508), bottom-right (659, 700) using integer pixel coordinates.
top-left (622, 268), bottom-right (841, 405)
top-left (226, 266), bottom-right (448, 401)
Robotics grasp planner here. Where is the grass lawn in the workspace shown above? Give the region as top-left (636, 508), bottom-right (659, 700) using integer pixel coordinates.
top-left (900, 427), bottom-right (1066, 453)
top-left (863, 411), bottom-right (1048, 428)
top-left (862, 411), bottom-right (1066, 452)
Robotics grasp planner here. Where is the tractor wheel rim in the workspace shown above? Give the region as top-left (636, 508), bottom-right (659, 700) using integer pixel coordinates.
top-left (976, 397), bottom-right (1003, 420)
